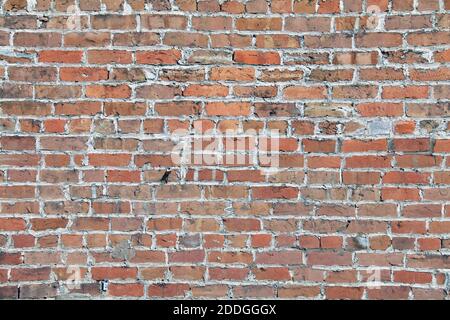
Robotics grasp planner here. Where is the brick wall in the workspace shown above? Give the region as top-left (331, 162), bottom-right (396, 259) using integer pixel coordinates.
top-left (0, 0), bottom-right (449, 300)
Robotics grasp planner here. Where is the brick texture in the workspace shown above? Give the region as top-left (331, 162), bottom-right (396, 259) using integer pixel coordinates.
top-left (0, 0), bottom-right (449, 300)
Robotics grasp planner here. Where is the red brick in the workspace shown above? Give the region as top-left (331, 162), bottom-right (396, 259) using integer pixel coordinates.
top-left (109, 283), bottom-right (144, 297)
top-left (382, 86), bottom-right (429, 99)
top-left (284, 86), bottom-right (327, 100)
top-left (136, 49), bottom-right (181, 64)
top-left (87, 50), bottom-right (132, 64)
top-left (39, 50), bottom-right (83, 63)
top-left (205, 102), bottom-right (251, 116)
top-left (326, 287), bottom-right (364, 300)
top-left (236, 18), bottom-right (282, 31)
top-left (234, 50), bottom-right (280, 65)
top-left (252, 187), bottom-right (298, 199)
top-left (10, 267), bottom-right (50, 281)
top-left (86, 84), bottom-right (131, 98)
top-left (60, 67), bottom-right (109, 82)
top-left (357, 103), bottom-right (403, 117)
